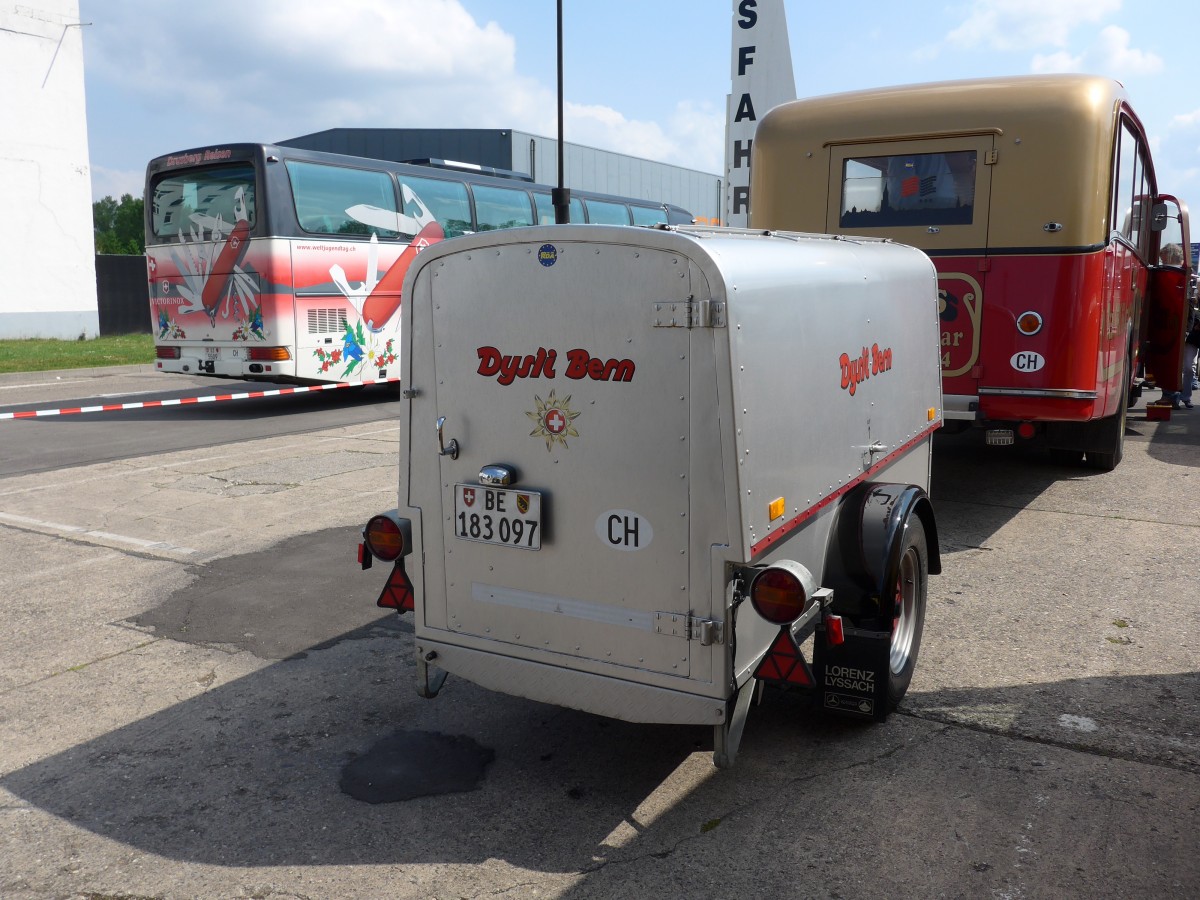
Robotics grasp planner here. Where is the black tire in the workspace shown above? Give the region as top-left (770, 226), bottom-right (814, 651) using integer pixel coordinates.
top-left (886, 522), bottom-right (928, 710)
top-left (1086, 368), bottom-right (1129, 472)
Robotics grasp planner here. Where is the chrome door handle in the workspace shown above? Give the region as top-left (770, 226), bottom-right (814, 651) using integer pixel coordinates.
top-left (436, 416), bottom-right (459, 460)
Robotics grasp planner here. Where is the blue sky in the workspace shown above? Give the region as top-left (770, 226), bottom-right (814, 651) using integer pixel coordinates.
top-left (81, 0), bottom-right (1200, 206)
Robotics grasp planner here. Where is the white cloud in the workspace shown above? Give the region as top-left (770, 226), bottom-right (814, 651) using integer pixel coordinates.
top-left (558, 99), bottom-right (724, 175)
top-left (1091, 25), bottom-right (1162, 75)
top-left (1030, 24), bottom-right (1161, 78)
top-left (1031, 50), bottom-right (1083, 73)
top-left (89, 164), bottom-right (144, 202)
top-left (1171, 109), bottom-right (1200, 129)
top-left (945, 0), bottom-right (1121, 51)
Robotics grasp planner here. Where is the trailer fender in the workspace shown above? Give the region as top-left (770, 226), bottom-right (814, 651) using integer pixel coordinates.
top-left (815, 483), bottom-right (938, 721)
top-left (826, 483), bottom-right (940, 614)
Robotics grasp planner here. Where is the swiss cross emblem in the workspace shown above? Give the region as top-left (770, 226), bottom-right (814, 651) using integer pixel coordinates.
top-left (526, 389), bottom-right (580, 451)
top-left (462, 488), bottom-right (476, 507)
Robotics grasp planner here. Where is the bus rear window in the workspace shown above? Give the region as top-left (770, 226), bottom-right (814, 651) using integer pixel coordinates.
top-left (152, 163), bottom-right (255, 238)
top-left (287, 160), bottom-right (401, 239)
top-left (840, 151), bottom-right (976, 229)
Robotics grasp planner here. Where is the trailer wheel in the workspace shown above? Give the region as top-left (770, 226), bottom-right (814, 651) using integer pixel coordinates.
top-left (886, 522), bottom-right (928, 709)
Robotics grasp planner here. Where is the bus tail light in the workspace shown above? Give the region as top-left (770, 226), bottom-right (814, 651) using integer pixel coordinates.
top-left (156, 346), bottom-right (181, 359)
top-left (748, 560), bottom-right (817, 624)
top-left (1016, 311), bottom-right (1043, 335)
top-left (247, 346), bottom-right (292, 361)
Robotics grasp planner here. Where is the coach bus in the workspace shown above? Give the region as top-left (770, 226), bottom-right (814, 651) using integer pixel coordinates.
top-left (144, 143), bottom-right (694, 385)
top-left (750, 74), bottom-right (1193, 470)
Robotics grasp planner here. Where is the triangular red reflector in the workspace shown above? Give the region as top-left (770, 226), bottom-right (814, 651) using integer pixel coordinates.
top-left (376, 562), bottom-right (414, 612)
top-left (754, 629), bottom-right (813, 686)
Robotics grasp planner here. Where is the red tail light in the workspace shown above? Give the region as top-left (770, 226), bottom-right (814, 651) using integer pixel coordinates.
top-left (749, 561), bottom-right (816, 624)
top-left (247, 346), bottom-right (291, 361)
top-left (156, 346), bottom-right (181, 359)
top-left (364, 514), bottom-right (404, 561)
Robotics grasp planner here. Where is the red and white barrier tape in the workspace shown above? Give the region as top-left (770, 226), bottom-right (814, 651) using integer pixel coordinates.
top-left (0, 377), bottom-right (401, 421)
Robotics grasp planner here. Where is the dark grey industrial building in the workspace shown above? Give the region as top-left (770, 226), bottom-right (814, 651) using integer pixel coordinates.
top-left (279, 128), bottom-right (721, 224)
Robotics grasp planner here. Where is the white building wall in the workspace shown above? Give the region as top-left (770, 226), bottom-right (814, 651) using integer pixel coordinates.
top-left (0, 0), bottom-right (98, 339)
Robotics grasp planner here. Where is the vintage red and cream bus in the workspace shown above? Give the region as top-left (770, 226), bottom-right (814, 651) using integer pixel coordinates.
top-left (750, 74), bottom-right (1192, 470)
top-left (144, 143), bottom-right (694, 386)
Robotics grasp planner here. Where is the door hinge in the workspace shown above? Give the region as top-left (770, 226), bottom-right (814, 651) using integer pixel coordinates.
top-left (654, 612), bottom-right (724, 645)
top-left (985, 149), bottom-right (999, 165)
top-left (652, 297), bottom-right (726, 329)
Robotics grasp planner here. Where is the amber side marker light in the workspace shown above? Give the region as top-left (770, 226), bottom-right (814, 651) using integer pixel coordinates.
top-left (1016, 311), bottom-right (1043, 336)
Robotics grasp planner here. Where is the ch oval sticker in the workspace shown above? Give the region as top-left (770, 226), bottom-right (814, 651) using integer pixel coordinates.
top-left (1010, 351), bottom-right (1046, 372)
top-left (595, 510), bottom-right (654, 551)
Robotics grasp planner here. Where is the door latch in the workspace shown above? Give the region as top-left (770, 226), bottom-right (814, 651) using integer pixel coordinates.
top-left (436, 416), bottom-right (459, 460)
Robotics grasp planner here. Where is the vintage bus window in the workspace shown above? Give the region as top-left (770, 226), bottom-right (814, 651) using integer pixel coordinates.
top-left (286, 160), bottom-right (400, 238)
top-left (400, 175), bottom-right (472, 238)
top-left (532, 192), bottom-right (585, 224)
top-left (1113, 121), bottom-right (1153, 256)
top-left (152, 163), bottom-right (255, 238)
top-left (473, 185), bottom-right (534, 231)
top-left (1157, 200), bottom-right (1186, 265)
top-left (631, 204), bottom-right (668, 226)
top-left (584, 199), bottom-right (632, 225)
top-left (840, 151), bottom-right (976, 229)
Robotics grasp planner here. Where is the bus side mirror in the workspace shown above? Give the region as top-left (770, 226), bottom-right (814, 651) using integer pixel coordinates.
top-left (1150, 202), bottom-right (1169, 232)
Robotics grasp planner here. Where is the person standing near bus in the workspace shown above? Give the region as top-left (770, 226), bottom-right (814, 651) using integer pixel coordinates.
top-left (1158, 244), bottom-right (1191, 409)
top-left (1181, 307), bottom-right (1200, 409)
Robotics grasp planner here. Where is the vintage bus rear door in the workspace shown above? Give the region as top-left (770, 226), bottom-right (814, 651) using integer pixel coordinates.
top-left (1143, 196), bottom-right (1192, 393)
top-left (826, 135), bottom-right (996, 418)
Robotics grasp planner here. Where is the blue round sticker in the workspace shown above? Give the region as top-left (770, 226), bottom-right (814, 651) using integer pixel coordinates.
top-left (537, 244), bottom-right (558, 267)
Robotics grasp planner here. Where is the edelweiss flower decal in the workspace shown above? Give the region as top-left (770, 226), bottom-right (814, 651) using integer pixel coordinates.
top-left (526, 390), bottom-right (581, 451)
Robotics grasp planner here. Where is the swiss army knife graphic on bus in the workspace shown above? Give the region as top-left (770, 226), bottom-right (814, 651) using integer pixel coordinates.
top-left (170, 186), bottom-right (255, 326)
top-left (331, 185), bottom-right (444, 332)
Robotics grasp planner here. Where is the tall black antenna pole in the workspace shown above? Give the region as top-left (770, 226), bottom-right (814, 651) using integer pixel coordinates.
top-left (552, 0), bottom-right (571, 223)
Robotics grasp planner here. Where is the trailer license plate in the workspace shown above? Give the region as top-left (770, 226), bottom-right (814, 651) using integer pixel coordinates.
top-left (204, 346), bottom-right (219, 360)
top-left (454, 485), bottom-right (542, 550)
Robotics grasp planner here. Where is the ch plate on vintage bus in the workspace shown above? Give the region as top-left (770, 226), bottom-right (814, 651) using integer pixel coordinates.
top-left (453, 484), bottom-right (542, 550)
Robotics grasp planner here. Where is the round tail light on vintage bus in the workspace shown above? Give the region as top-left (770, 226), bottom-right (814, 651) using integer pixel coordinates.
top-left (1016, 311), bottom-right (1043, 336)
top-left (364, 514), bottom-right (405, 561)
top-left (748, 560), bottom-right (818, 624)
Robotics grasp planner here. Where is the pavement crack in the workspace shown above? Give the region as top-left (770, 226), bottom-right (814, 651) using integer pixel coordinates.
top-left (0, 638), bottom-right (163, 697)
top-left (898, 707), bottom-right (1198, 774)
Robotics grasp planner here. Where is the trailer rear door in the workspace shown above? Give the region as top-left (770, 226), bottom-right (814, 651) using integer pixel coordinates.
top-left (410, 234), bottom-right (706, 679)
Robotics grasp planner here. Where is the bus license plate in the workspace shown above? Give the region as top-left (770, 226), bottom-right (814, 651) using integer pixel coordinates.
top-left (454, 484), bottom-right (542, 550)
top-left (204, 346), bottom-right (220, 360)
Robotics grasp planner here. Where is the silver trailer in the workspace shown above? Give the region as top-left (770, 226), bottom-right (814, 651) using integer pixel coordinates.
top-left (360, 224), bottom-right (944, 767)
